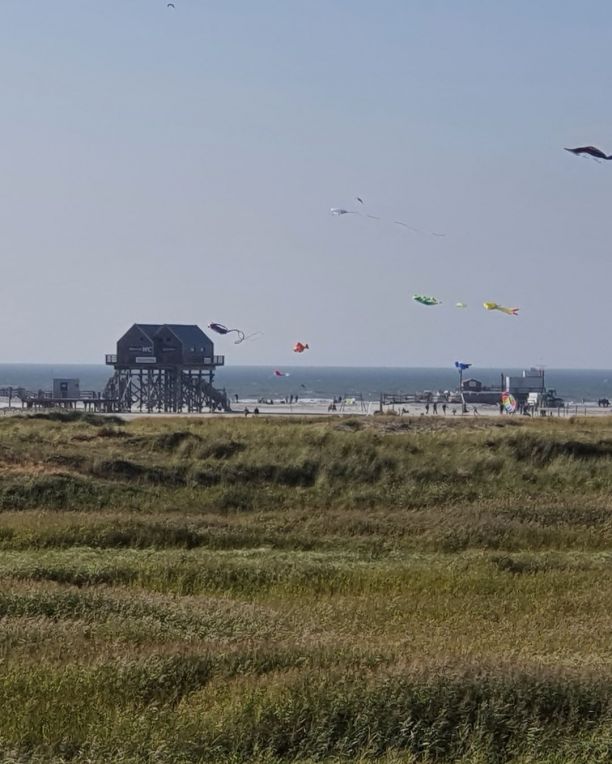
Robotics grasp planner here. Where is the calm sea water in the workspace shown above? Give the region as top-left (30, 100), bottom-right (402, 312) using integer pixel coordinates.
top-left (1, 364), bottom-right (611, 404)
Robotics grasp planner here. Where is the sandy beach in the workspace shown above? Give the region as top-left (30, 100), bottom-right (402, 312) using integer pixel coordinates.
top-left (230, 400), bottom-right (612, 418)
top-left (2, 395), bottom-right (610, 419)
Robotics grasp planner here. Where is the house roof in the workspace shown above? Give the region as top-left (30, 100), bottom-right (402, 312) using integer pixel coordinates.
top-left (127, 324), bottom-right (212, 347)
top-left (160, 324), bottom-right (211, 347)
top-left (132, 324), bottom-right (163, 339)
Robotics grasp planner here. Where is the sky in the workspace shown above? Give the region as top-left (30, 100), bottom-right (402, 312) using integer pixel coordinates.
top-left (2, 1), bottom-right (612, 367)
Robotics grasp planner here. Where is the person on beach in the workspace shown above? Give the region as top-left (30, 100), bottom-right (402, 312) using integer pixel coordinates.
top-left (442, 403), bottom-right (447, 415)
top-left (253, 407), bottom-right (260, 415)
top-left (433, 402), bottom-right (438, 415)
top-left (425, 402), bottom-right (430, 414)
top-left (244, 407), bottom-right (250, 417)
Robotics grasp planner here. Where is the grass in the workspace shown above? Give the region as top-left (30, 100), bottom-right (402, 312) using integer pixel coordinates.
top-left (0, 412), bottom-right (610, 762)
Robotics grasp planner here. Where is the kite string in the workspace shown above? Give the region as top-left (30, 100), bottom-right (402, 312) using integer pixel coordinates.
top-left (233, 330), bottom-right (264, 344)
top-left (332, 205), bottom-right (445, 237)
top-left (355, 197), bottom-right (444, 236)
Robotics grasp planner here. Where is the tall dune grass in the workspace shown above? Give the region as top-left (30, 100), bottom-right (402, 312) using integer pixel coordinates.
top-left (0, 413), bottom-right (610, 761)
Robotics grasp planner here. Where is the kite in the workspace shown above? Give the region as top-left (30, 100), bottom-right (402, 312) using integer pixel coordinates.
top-left (413, 294), bottom-right (441, 306)
top-left (274, 370), bottom-right (290, 377)
top-left (454, 362), bottom-right (472, 371)
top-left (565, 146), bottom-right (611, 161)
top-left (208, 323), bottom-right (262, 344)
top-left (330, 205), bottom-right (445, 237)
top-left (167, 3), bottom-right (175, 7)
top-left (501, 392), bottom-right (517, 414)
top-left (483, 302), bottom-right (519, 316)
top-left (293, 342), bottom-right (309, 353)
top-left (455, 302), bottom-right (468, 308)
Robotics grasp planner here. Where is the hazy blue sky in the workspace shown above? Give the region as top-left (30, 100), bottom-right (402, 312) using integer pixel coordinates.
top-left (2, 1), bottom-right (612, 367)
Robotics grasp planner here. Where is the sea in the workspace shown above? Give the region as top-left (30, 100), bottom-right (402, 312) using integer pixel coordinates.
top-left (1, 365), bottom-right (611, 405)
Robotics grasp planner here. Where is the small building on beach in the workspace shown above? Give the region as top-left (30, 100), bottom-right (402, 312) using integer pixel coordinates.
top-left (104, 322), bottom-right (227, 413)
top-left (52, 378), bottom-right (80, 399)
top-left (462, 369), bottom-right (549, 406)
top-left (505, 368), bottom-right (545, 398)
top-left (113, 323), bottom-right (216, 368)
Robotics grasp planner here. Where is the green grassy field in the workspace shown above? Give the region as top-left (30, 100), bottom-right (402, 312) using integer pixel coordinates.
top-left (0, 411), bottom-right (610, 762)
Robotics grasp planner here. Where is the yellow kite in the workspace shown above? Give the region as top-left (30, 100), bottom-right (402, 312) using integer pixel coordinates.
top-left (483, 302), bottom-right (519, 316)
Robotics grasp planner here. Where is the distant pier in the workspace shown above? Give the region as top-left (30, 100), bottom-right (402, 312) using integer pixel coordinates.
top-left (0, 386), bottom-right (111, 412)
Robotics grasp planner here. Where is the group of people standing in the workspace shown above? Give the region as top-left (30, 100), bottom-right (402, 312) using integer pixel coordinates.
top-left (424, 402), bottom-right (448, 415)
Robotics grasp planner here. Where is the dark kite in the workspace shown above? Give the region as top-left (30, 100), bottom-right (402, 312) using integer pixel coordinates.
top-left (565, 146), bottom-right (611, 160)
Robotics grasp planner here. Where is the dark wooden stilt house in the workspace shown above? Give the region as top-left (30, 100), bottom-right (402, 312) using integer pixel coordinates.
top-left (104, 323), bottom-right (228, 412)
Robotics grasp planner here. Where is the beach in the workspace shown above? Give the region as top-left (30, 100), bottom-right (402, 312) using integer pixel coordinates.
top-left (2, 394), bottom-right (611, 419)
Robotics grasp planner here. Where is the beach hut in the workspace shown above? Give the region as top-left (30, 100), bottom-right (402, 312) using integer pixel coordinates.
top-left (153, 325), bottom-right (215, 367)
top-left (52, 379), bottom-right (80, 399)
top-left (114, 324), bottom-right (160, 367)
top-left (104, 323), bottom-right (227, 413)
top-left (113, 324), bottom-right (216, 368)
